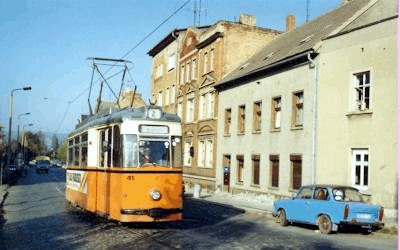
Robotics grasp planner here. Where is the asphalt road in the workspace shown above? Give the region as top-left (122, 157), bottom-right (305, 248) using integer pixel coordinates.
top-left (0, 167), bottom-right (397, 249)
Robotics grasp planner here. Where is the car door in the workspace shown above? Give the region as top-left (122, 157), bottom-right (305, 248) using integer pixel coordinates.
top-left (307, 187), bottom-right (330, 223)
top-left (288, 186), bottom-right (313, 223)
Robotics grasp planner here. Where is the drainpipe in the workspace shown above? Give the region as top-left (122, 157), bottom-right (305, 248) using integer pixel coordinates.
top-left (171, 30), bottom-right (179, 114)
top-left (307, 52), bottom-right (317, 185)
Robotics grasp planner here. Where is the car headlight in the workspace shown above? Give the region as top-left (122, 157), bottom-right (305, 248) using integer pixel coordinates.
top-left (150, 189), bottom-right (161, 201)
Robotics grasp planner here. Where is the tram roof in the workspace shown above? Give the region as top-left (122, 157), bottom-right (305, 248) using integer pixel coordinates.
top-left (69, 105), bottom-right (181, 137)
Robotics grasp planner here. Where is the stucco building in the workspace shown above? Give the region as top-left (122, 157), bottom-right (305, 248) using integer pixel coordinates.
top-left (149, 15), bottom-right (281, 191)
top-left (214, 0), bottom-right (397, 217)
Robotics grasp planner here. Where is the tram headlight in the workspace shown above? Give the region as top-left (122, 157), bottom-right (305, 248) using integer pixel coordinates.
top-left (150, 189), bottom-right (161, 201)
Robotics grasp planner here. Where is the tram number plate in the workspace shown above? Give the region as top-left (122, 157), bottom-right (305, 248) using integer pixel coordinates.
top-left (127, 175), bottom-right (135, 181)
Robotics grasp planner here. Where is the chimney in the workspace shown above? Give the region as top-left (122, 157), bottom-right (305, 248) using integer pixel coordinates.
top-left (239, 14), bottom-right (256, 26)
top-left (286, 15), bottom-right (295, 32)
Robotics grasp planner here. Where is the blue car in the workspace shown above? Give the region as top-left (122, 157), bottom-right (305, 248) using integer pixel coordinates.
top-left (273, 185), bottom-right (384, 234)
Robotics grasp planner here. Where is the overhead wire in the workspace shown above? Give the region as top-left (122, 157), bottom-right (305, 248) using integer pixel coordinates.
top-left (54, 0), bottom-right (193, 134)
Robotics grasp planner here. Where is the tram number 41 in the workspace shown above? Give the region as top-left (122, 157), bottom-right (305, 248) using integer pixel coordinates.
top-left (127, 175), bottom-right (135, 181)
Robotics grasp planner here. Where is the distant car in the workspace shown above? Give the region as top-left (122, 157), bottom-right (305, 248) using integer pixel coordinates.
top-left (36, 160), bottom-right (50, 174)
top-left (273, 185), bottom-right (384, 234)
top-left (7, 164), bottom-right (18, 181)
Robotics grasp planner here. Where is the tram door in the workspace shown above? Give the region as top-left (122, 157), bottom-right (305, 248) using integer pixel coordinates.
top-left (223, 155), bottom-right (231, 192)
top-left (97, 128), bottom-right (112, 215)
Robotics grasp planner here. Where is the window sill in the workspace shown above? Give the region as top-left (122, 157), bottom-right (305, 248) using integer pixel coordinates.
top-left (290, 126), bottom-right (303, 131)
top-left (252, 130), bottom-right (261, 134)
top-left (270, 128), bottom-right (281, 133)
top-left (346, 110), bottom-right (373, 117)
top-left (251, 184), bottom-right (260, 188)
top-left (268, 186), bottom-right (279, 191)
top-left (224, 133), bottom-right (231, 137)
top-left (236, 182), bottom-right (244, 185)
top-left (237, 132), bottom-right (245, 136)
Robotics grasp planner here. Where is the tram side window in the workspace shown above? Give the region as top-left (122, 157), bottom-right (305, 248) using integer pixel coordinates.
top-left (81, 133), bottom-right (88, 166)
top-left (107, 129), bottom-right (112, 167)
top-left (122, 134), bottom-right (138, 167)
top-left (68, 139), bottom-right (74, 166)
top-left (74, 136), bottom-right (80, 166)
top-left (172, 136), bottom-right (182, 167)
top-left (113, 125), bottom-right (121, 167)
top-left (100, 130), bottom-right (106, 167)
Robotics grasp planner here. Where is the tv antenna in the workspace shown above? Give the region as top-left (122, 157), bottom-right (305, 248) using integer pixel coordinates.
top-left (193, 0), bottom-right (205, 27)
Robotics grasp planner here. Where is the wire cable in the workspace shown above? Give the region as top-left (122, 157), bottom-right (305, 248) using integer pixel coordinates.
top-left (55, 0), bottom-right (193, 134)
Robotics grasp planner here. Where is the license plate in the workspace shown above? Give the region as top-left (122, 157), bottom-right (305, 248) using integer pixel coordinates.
top-left (356, 213), bottom-right (371, 219)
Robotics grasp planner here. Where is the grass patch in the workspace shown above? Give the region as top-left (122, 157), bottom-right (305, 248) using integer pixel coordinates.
top-left (378, 226), bottom-right (398, 235)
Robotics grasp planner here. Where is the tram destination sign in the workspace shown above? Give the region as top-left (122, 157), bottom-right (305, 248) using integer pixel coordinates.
top-left (139, 125), bottom-right (169, 134)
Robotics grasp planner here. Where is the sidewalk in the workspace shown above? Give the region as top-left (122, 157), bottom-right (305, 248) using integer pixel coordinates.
top-left (0, 183), bottom-right (8, 207)
top-left (186, 189), bottom-right (398, 229)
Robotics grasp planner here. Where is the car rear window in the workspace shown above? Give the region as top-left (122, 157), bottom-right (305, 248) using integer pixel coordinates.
top-left (37, 160), bottom-right (50, 165)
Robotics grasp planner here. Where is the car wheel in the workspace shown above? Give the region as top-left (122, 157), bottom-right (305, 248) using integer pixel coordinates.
top-left (318, 215), bottom-right (332, 234)
top-left (276, 209), bottom-right (289, 226)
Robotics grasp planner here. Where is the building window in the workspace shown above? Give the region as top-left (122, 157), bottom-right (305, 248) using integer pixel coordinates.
top-left (353, 71), bottom-right (370, 111)
top-left (203, 52), bottom-right (208, 74)
top-left (183, 139), bottom-right (192, 166)
top-left (224, 108), bottom-right (231, 135)
top-left (192, 58), bottom-right (197, 80)
top-left (177, 97), bottom-right (183, 119)
top-left (167, 53), bottom-right (175, 71)
top-left (180, 64), bottom-right (185, 84)
top-left (290, 155), bottom-right (302, 190)
top-left (157, 91), bottom-right (163, 106)
top-left (155, 64), bottom-right (163, 78)
top-left (237, 155), bottom-right (244, 183)
top-left (270, 155), bottom-right (279, 188)
top-left (186, 61), bottom-right (191, 83)
top-left (238, 105), bottom-right (246, 134)
top-left (186, 97), bottom-right (194, 122)
top-left (198, 137), bottom-right (213, 168)
top-left (272, 97), bottom-right (281, 130)
top-left (352, 149), bottom-right (369, 188)
top-left (292, 91), bottom-right (304, 127)
top-left (252, 155), bottom-right (260, 186)
top-left (199, 94), bottom-right (206, 120)
top-left (207, 92), bottom-right (214, 118)
top-left (210, 49), bottom-right (215, 71)
top-left (253, 101), bottom-right (262, 132)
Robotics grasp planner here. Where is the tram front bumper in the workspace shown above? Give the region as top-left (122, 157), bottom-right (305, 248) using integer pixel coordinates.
top-left (121, 208), bottom-right (182, 220)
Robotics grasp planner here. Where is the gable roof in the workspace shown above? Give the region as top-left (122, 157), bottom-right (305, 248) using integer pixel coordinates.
top-left (214, 0), bottom-right (378, 90)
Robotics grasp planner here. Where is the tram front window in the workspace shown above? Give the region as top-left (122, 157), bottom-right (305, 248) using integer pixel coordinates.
top-left (139, 140), bottom-right (170, 167)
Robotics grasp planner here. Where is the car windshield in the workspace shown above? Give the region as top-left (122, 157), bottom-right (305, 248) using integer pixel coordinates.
top-left (37, 160), bottom-right (50, 165)
top-left (332, 187), bottom-right (364, 202)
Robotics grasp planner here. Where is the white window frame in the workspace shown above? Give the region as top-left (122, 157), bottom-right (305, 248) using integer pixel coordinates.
top-left (210, 49), bottom-right (215, 71)
top-left (167, 53), bottom-right (176, 71)
top-left (352, 71), bottom-right (371, 111)
top-left (192, 58), bottom-right (197, 80)
top-left (186, 97), bottom-right (194, 122)
top-left (183, 139), bottom-right (192, 167)
top-left (352, 149), bottom-right (369, 190)
top-left (199, 94), bottom-right (206, 120)
top-left (157, 91), bottom-right (163, 106)
top-left (177, 97), bottom-right (183, 119)
top-left (180, 64), bottom-right (185, 85)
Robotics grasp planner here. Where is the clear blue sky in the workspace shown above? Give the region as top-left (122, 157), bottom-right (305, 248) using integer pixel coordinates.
top-left (0, 0), bottom-right (341, 137)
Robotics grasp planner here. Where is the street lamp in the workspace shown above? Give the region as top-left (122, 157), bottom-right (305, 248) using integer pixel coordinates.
top-left (7, 86), bottom-right (32, 165)
top-left (17, 112), bottom-right (30, 149)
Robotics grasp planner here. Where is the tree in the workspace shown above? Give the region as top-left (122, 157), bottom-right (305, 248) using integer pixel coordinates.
top-left (57, 140), bottom-right (68, 163)
top-left (51, 134), bottom-right (59, 152)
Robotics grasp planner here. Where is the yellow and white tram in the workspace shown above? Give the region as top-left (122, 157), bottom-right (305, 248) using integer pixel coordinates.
top-left (65, 105), bottom-right (183, 222)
